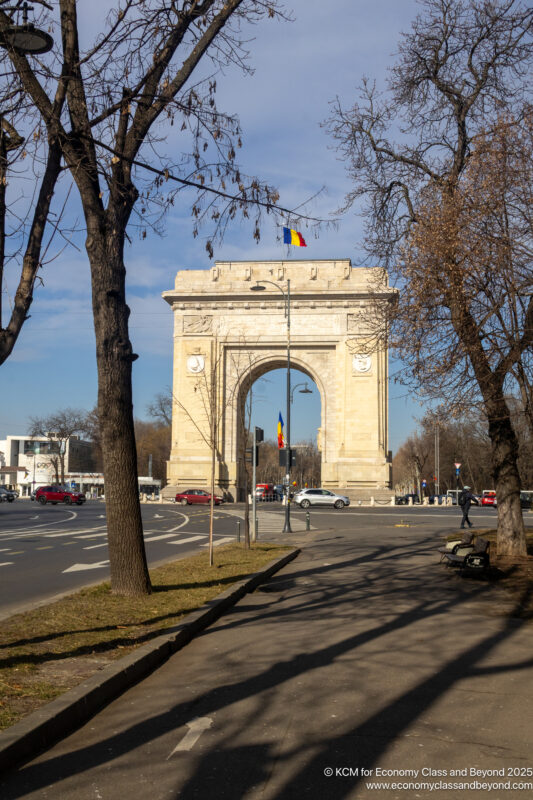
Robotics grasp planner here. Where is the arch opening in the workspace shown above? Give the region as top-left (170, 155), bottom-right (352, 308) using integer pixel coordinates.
top-left (237, 364), bottom-right (323, 500)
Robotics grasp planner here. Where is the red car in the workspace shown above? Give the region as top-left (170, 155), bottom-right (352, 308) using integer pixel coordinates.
top-left (481, 491), bottom-right (497, 506)
top-left (175, 489), bottom-right (223, 506)
top-left (35, 486), bottom-right (86, 506)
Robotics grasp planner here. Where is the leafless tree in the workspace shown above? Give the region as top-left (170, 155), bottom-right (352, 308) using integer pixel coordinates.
top-left (146, 391), bottom-right (173, 428)
top-left (1, 1), bottom-right (324, 593)
top-left (28, 407), bottom-right (89, 484)
top-left (327, 0), bottom-right (533, 556)
top-left (172, 331), bottom-right (264, 559)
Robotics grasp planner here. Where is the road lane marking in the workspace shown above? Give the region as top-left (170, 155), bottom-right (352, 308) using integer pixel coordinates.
top-left (168, 535), bottom-right (206, 545)
top-left (40, 526), bottom-right (107, 538)
top-left (63, 560), bottom-right (110, 573)
top-left (167, 516), bottom-right (190, 532)
top-left (144, 534), bottom-right (180, 543)
top-left (168, 717), bottom-right (213, 757)
top-left (1, 511), bottom-right (78, 534)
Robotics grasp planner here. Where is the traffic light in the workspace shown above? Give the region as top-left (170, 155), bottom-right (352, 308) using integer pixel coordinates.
top-left (255, 426), bottom-right (264, 443)
top-left (245, 446), bottom-right (259, 466)
top-left (279, 448), bottom-right (296, 467)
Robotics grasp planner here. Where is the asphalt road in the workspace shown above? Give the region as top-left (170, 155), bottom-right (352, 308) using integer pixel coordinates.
top-left (0, 499), bottom-right (498, 619)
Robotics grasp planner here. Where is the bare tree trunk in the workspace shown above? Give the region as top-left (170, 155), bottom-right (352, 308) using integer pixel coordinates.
top-left (446, 279), bottom-right (527, 556)
top-left (487, 401), bottom-right (526, 557)
top-left (87, 224), bottom-right (151, 595)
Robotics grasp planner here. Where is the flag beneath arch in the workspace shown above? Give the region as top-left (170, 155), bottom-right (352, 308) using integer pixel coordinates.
top-left (277, 412), bottom-right (285, 449)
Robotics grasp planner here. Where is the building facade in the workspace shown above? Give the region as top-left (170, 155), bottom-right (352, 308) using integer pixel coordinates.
top-left (0, 435), bottom-right (160, 497)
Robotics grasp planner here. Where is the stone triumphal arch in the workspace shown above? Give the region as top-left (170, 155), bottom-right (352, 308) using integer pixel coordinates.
top-left (163, 259), bottom-right (393, 500)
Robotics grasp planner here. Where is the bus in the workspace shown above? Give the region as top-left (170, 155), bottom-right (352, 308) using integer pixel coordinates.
top-left (520, 491), bottom-right (533, 510)
top-left (446, 489), bottom-right (461, 505)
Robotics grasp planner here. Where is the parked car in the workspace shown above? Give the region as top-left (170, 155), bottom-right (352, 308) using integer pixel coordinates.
top-left (292, 488), bottom-right (350, 509)
top-left (175, 489), bottom-right (223, 506)
top-left (0, 487), bottom-right (16, 502)
top-left (0, 485), bottom-right (18, 497)
top-left (35, 486), bottom-right (86, 505)
top-left (395, 493), bottom-right (420, 505)
top-left (428, 494), bottom-right (447, 505)
top-left (481, 490), bottom-right (497, 506)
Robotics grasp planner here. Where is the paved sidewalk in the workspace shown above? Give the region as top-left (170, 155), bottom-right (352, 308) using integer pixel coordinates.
top-left (2, 523), bottom-right (532, 799)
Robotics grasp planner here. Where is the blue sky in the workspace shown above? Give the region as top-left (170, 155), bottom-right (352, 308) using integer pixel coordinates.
top-left (1, 0), bottom-right (422, 452)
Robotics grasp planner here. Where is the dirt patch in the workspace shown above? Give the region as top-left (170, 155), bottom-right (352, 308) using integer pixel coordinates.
top-left (490, 554), bottom-right (533, 618)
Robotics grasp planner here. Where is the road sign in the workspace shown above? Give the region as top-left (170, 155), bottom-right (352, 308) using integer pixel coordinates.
top-left (454, 462), bottom-right (461, 469)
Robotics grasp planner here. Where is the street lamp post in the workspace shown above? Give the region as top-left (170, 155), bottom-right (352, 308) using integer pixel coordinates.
top-left (290, 382), bottom-right (312, 403)
top-left (251, 279), bottom-right (292, 533)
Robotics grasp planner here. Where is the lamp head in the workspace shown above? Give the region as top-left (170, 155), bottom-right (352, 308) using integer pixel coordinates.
top-left (1, 23), bottom-right (53, 53)
top-left (250, 283), bottom-right (266, 292)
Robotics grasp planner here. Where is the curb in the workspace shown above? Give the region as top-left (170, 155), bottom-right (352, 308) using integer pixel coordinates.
top-left (0, 548), bottom-right (300, 774)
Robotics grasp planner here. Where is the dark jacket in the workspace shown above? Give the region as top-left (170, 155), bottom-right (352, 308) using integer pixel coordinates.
top-left (459, 490), bottom-right (478, 510)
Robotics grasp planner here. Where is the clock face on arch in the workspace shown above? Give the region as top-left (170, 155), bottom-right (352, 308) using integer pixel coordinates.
top-left (186, 355), bottom-right (205, 374)
top-left (352, 354), bottom-right (371, 373)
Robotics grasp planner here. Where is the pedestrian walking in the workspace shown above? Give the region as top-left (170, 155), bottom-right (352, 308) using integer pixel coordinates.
top-left (458, 486), bottom-right (479, 528)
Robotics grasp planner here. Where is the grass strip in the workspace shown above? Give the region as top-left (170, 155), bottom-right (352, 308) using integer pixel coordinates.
top-left (0, 543), bottom-right (291, 731)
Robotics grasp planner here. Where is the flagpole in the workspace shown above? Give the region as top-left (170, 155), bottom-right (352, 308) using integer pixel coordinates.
top-left (252, 226), bottom-right (306, 534)
top-left (283, 278), bottom-right (292, 533)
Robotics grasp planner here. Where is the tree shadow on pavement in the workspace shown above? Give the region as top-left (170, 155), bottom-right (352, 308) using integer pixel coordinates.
top-left (1, 534), bottom-right (528, 799)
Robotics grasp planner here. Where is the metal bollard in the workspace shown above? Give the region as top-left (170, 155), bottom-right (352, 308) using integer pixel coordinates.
top-left (236, 520), bottom-right (241, 542)
top-left (306, 511), bottom-right (310, 531)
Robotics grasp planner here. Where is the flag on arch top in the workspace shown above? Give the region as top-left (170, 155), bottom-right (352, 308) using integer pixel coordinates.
top-left (277, 412), bottom-right (285, 449)
top-left (283, 226), bottom-right (307, 247)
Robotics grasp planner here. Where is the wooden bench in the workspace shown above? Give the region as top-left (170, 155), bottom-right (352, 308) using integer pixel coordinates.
top-left (437, 531), bottom-right (475, 562)
top-left (443, 537), bottom-right (490, 573)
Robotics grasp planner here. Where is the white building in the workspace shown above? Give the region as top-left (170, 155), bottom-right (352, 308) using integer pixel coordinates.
top-left (0, 434), bottom-right (161, 498)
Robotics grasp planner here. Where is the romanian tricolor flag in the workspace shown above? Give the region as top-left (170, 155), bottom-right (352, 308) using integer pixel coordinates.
top-left (283, 226), bottom-right (307, 247)
top-left (277, 412), bottom-right (285, 449)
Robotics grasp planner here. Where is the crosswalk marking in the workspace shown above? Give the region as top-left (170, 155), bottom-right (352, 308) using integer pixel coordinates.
top-left (144, 533), bottom-right (181, 543)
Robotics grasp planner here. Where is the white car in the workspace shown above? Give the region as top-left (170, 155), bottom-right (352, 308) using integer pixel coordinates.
top-left (293, 488), bottom-right (350, 509)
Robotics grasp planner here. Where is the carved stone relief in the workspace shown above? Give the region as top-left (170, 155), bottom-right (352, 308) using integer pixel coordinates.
top-left (183, 315), bottom-right (212, 333)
